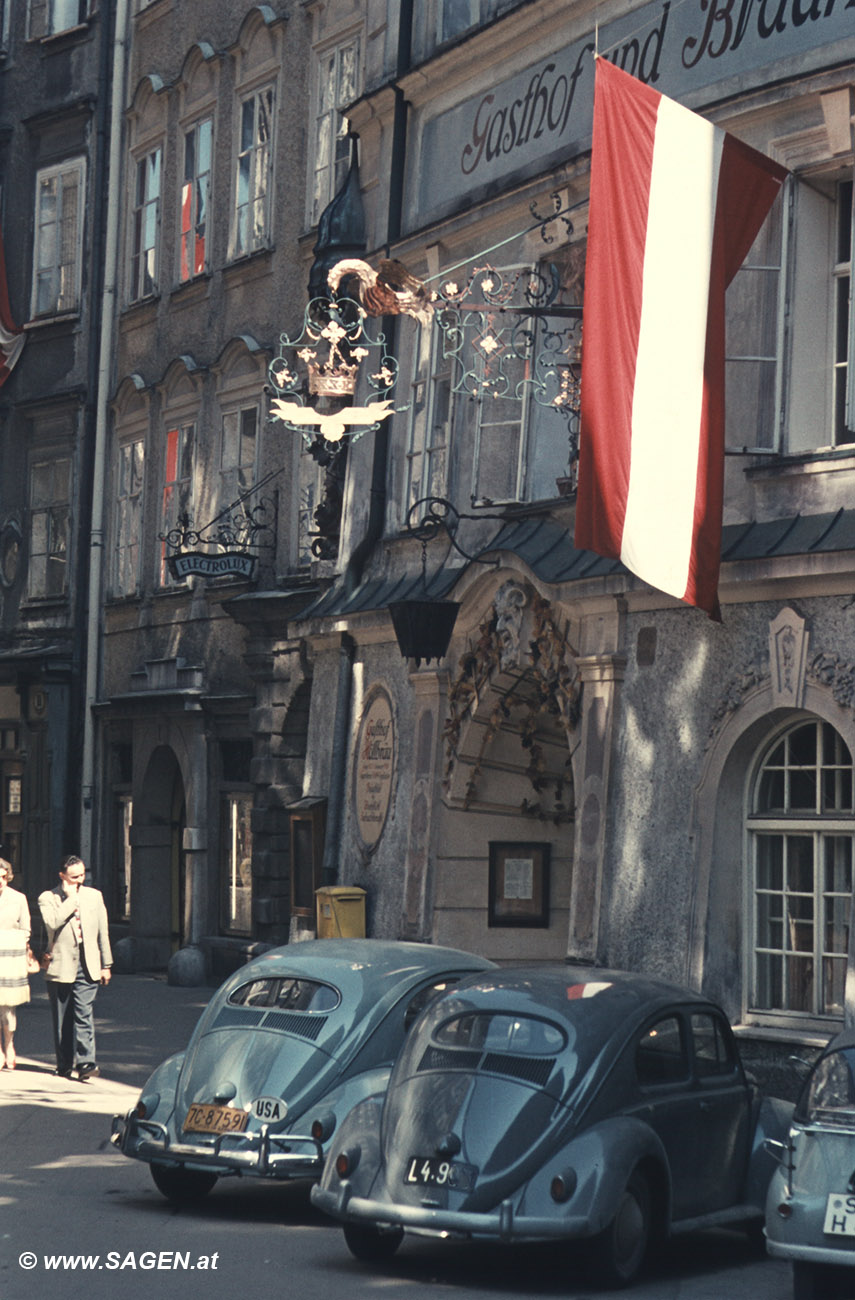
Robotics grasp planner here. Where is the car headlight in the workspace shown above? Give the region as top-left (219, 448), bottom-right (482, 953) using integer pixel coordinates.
top-left (550, 1168), bottom-right (578, 1203)
top-left (135, 1092), bottom-right (160, 1120)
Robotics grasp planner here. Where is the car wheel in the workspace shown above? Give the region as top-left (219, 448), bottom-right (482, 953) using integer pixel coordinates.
top-left (343, 1223), bottom-right (404, 1263)
top-left (149, 1163), bottom-right (218, 1203)
top-left (586, 1170), bottom-right (651, 1288)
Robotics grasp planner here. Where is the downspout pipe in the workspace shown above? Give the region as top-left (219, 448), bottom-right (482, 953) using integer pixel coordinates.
top-left (324, 0), bottom-right (413, 887)
top-left (79, 0), bottom-right (130, 870)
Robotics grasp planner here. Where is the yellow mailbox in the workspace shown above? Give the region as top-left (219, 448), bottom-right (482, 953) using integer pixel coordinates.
top-left (315, 886), bottom-right (367, 938)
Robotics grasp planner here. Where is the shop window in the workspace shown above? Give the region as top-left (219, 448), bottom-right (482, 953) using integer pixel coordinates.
top-left (31, 159), bottom-right (85, 318)
top-left (748, 719), bottom-right (855, 1022)
top-left (180, 118), bottom-right (212, 282)
top-left (220, 791), bottom-right (252, 935)
top-left (129, 146), bottom-right (161, 302)
top-left (28, 457), bottom-right (69, 598)
top-left (309, 35), bottom-right (360, 227)
top-left (115, 793), bottom-right (132, 920)
top-left (159, 422), bottom-right (194, 585)
top-left (230, 86), bottom-right (274, 258)
top-left (115, 438), bottom-right (144, 596)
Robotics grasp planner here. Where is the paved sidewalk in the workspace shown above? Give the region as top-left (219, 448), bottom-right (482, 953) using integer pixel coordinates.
top-left (6, 969), bottom-right (213, 1092)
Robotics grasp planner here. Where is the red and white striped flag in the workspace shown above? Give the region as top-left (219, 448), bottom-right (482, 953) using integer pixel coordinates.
top-left (575, 58), bottom-right (786, 617)
top-left (0, 221), bottom-right (24, 386)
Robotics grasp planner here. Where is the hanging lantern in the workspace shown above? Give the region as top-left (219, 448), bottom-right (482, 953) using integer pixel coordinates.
top-left (389, 599), bottom-right (460, 667)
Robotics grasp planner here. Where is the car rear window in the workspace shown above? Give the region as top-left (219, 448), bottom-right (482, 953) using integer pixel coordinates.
top-left (800, 1047), bottom-right (855, 1126)
top-left (228, 976), bottom-right (340, 1013)
top-left (434, 1012), bottom-right (566, 1055)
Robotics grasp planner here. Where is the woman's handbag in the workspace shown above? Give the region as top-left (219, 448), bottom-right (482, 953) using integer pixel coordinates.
top-left (25, 945), bottom-right (40, 975)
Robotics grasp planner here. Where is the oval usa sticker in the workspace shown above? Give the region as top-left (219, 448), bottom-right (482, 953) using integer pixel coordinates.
top-left (252, 1096), bottom-right (287, 1123)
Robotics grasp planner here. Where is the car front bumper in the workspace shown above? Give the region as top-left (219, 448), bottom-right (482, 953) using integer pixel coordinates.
top-left (311, 1180), bottom-right (591, 1243)
top-left (112, 1111), bottom-right (323, 1179)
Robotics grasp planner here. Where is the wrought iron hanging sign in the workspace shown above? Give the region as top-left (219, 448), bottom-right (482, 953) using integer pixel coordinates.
top-left (160, 474), bottom-right (277, 581)
top-left (267, 290), bottom-right (407, 446)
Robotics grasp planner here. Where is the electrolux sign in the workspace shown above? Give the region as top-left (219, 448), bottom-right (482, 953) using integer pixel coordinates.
top-left (416, 0), bottom-right (854, 219)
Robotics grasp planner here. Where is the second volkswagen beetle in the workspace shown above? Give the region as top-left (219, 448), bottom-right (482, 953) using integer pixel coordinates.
top-left (313, 965), bottom-right (791, 1286)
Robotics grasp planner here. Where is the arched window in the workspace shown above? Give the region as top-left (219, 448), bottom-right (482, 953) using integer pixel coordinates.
top-left (748, 718), bottom-right (854, 1021)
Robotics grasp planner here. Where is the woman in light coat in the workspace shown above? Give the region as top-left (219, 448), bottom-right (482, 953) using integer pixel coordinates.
top-left (0, 858), bottom-right (31, 1068)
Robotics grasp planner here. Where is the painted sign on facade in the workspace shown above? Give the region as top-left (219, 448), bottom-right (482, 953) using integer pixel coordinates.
top-left (415, 0), bottom-right (855, 222)
top-left (354, 687), bottom-right (396, 849)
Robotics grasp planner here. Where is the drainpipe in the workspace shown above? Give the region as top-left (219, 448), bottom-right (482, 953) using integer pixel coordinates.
top-left (323, 1), bottom-right (413, 885)
top-left (79, 0), bottom-right (129, 870)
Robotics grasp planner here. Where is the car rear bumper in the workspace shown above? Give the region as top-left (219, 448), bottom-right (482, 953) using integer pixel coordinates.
top-left (111, 1111), bottom-right (323, 1179)
top-left (311, 1181), bottom-right (591, 1242)
top-left (766, 1237), bottom-right (855, 1268)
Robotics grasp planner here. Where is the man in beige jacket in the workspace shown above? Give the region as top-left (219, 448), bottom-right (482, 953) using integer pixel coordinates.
top-left (38, 855), bottom-right (112, 1080)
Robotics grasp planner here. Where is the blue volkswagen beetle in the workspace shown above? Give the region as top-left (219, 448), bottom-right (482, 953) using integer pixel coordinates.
top-left (312, 965), bottom-right (791, 1286)
top-left (111, 939), bottom-right (493, 1202)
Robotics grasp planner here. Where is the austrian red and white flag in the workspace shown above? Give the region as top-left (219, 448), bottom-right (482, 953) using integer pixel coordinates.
top-left (575, 59), bottom-right (786, 617)
top-left (0, 222), bottom-right (24, 387)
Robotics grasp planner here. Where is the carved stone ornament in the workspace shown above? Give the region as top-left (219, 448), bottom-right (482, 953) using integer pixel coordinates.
top-left (493, 581), bottom-right (528, 671)
top-left (769, 606), bottom-right (809, 708)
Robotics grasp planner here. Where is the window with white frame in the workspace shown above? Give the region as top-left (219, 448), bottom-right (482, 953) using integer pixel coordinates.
top-left (28, 457), bottom-right (70, 598)
top-left (748, 718), bottom-right (855, 1022)
top-left (725, 188), bottom-right (785, 451)
top-left (159, 422), bottom-right (194, 585)
top-left (28, 0), bottom-right (91, 38)
top-left (114, 438), bottom-right (144, 596)
top-left (467, 263), bottom-right (576, 506)
top-left (31, 159), bottom-right (84, 317)
top-left (129, 147), bottom-right (161, 302)
top-left (310, 36), bottom-right (359, 227)
top-left (404, 328), bottom-right (452, 513)
top-left (220, 404), bottom-right (257, 511)
top-left (788, 171), bottom-right (855, 452)
top-left (180, 118), bottom-right (212, 283)
top-left (231, 86), bottom-right (274, 258)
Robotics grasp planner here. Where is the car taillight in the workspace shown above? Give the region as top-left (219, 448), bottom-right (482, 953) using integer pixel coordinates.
top-left (550, 1169), bottom-right (577, 1203)
top-left (335, 1146), bottom-right (360, 1179)
top-left (135, 1092), bottom-right (159, 1120)
top-left (311, 1111), bottom-right (336, 1142)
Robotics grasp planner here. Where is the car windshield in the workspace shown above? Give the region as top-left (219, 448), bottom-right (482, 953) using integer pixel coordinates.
top-left (801, 1047), bottom-right (855, 1126)
top-left (228, 976), bottom-right (340, 1012)
top-left (434, 1012), bottom-right (566, 1055)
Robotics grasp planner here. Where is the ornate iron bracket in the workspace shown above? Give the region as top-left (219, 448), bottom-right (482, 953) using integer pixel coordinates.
top-left (404, 497), bottom-right (506, 567)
